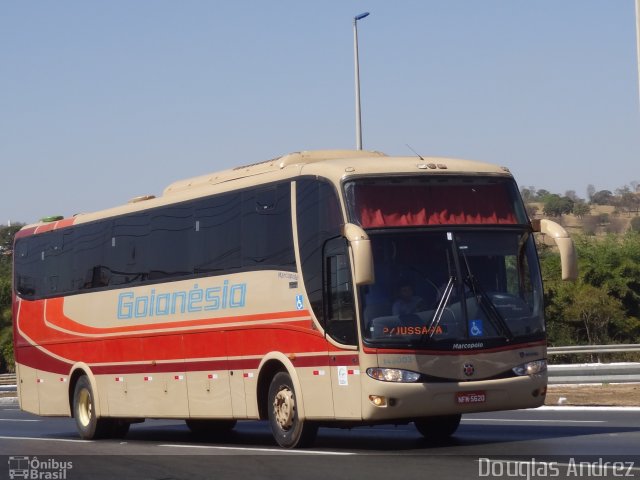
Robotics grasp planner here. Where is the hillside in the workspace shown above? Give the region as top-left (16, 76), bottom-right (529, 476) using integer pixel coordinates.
top-left (528, 202), bottom-right (638, 237)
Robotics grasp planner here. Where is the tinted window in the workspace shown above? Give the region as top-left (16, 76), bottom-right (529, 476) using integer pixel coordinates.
top-left (296, 178), bottom-right (343, 326)
top-left (324, 237), bottom-right (357, 345)
top-left (194, 192), bottom-right (241, 273)
top-left (73, 221), bottom-right (112, 290)
top-left (14, 181), bottom-right (296, 300)
top-left (242, 183), bottom-right (295, 270)
top-left (108, 212), bottom-right (151, 285)
top-left (147, 205), bottom-right (194, 280)
top-left (15, 233), bottom-right (48, 297)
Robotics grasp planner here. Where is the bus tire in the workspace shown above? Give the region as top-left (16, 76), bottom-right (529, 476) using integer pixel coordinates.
top-left (414, 414), bottom-right (461, 440)
top-left (72, 375), bottom-right (111, 439)
top-left (185, 419), bottom-right (237, 436)
top-left (267, 371), bottom-right (317, 448)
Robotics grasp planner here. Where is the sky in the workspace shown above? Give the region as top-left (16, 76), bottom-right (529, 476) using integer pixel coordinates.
top-left (2, 1), bottom-right (639, 225)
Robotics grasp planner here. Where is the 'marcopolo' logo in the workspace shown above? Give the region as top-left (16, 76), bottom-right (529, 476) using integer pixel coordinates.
top-left (463, 363), bottom-right (475, 377)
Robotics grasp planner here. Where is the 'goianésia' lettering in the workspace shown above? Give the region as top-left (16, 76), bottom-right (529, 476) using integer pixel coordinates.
top-left (117, 281), bottom-right (247, 320)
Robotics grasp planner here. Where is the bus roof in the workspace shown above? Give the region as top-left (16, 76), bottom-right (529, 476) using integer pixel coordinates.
top-left (21, 149), bottom-right (513, 231)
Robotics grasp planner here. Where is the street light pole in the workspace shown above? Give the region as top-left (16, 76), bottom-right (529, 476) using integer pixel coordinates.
top-left (635, 0), bottom-right (640, 112)
top-left (353, 12), bottom-right (369, 150)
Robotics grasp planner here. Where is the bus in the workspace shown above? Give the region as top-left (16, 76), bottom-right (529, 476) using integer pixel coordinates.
top-left (12, 150), bottom-right (577, 448)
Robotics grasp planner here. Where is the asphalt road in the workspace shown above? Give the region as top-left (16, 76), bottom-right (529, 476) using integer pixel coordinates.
top-left (1, 404), bottom-right (639, 480)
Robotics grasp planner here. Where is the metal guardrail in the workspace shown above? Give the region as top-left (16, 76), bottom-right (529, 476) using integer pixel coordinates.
top-left (0, 373), bottom-right (16, 393)
top-left (548, 344), bottom-right (640, 355)
top-left (547, 363), bottom-right (640, 384)
top-left (0, 373), bottom-right (16, 385)
top-left (547, 344), bottom-right (640, 384)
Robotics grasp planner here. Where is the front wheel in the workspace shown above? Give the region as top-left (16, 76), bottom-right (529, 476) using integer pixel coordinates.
top-left (414, 414), bottom-right (461, 440)
top-left (267, 371), bottom-right (318, 448)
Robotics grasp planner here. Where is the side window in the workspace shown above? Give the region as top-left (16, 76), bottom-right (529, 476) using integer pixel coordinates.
top-left (14, 182), bottom-right (300, 300)
top-left (296, 178), bottom-right (343, 327)
top-left (194, 192), bottom-right (242, 273)
top-left (40, 231), bottom-right (62, 296)
top-left (324, 237), bottom-right (357, 345)
top-left (15, 235), bottom-right (47, 298)
top-left (73, 222), bottom-right (111, 290)
top-left (147, 205), bottom-right (194, 280)
top-left (241, 183), bottom-right (296, 270)
top-left (108, 212), bottom-right (151, 286)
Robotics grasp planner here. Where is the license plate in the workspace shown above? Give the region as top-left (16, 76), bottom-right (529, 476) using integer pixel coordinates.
top-left (456, 391), bottom-right (486, 404)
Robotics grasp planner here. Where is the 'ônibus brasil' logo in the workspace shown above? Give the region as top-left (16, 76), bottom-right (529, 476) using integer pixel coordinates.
top-left (117, 280), bottom-right (247, 320)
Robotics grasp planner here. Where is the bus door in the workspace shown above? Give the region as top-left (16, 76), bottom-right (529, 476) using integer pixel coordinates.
top-left (324, 237), bottom-right (362, 420)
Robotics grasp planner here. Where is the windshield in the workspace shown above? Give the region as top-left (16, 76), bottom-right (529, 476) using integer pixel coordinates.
top-left (359, 230), bottom-right (544, 349)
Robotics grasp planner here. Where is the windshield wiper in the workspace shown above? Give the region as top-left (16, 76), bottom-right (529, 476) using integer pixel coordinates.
top-left (460, 254), bottom-right (514, 342)
top-left (425, 276), bottom-right (455, 341)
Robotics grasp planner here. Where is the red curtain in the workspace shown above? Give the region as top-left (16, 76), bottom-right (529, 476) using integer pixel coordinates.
top-left (355, 184), bottom-right (517, 228)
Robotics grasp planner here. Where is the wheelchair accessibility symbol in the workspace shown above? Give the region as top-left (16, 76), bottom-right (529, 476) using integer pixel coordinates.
top-left (469, 319), bottom-right (484, 337)
top-left (295, 294), bottom-right (304, 310)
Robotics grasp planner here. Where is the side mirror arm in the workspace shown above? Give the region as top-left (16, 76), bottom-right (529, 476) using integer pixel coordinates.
top-left (532, 219), bottom-right (578, 281)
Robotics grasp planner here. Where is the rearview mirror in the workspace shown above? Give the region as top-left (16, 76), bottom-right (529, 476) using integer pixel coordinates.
top-left (341, 223), bottom-right (375, 285)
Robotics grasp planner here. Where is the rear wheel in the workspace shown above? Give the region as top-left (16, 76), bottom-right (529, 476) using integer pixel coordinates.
top-left (267, 372), bottom-right (317, 448)
top-left (414, 414), bottom-right (461, 440)
top-left (73, 375), bottom-right (112, 439)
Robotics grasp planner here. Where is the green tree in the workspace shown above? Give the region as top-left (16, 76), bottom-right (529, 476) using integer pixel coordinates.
top-left (577, 233), bottom-right (640, 318)
top-left (536, 189), bottom-right (552, 201)
top-left (543, 195), bottom-right (574, 217)
top-left (540, 232), bottom-right (640, 354)
top-left (563, 284), bottom-right (625, 345)
top-left (572, 201), bottom-right (591, 218)
top-left (619, 192), bottom-right (640, 216)
top-left (525, 203), bottom-right (539, 218)
top-left (0, 224), bottom-right (22, 372)
top-left (590, 190), bottom-right (614, 205)
top-left (0, 224), bottom-right (22, 253)
top-left (0, 274), bottom-right (13, 372)
top-left (520, 187), bottom-right (537, 203)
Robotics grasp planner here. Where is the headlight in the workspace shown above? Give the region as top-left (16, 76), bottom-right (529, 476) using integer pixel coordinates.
top-left (366, 367), bottom-right (421, 383)
top-left (512, 359), bottom-right (547, 376)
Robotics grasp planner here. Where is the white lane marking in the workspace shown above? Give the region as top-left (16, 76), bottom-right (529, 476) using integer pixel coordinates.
top-left (0, 435), bottom-right (91, 443)
top-left (463, 418), bottom-right (605, 424)
top-left (159, 444), bottom-right (355, 455)
top-left (536, 406), bottom-right (640, 412)
top-left (0, 419), bottom-right (41, 422)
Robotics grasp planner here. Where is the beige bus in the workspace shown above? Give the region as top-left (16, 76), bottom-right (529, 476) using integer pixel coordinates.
top-left (12, 149), bottom-right (577, 448)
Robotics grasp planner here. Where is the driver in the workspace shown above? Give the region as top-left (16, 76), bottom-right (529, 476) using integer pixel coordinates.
top-left (392, 280), bottom-right (424, 315)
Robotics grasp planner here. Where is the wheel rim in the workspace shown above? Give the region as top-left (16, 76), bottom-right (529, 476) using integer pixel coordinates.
top-left (77, 388), bottom-right (92, 427)
top-left (273, 386), bottom-right (295, 431)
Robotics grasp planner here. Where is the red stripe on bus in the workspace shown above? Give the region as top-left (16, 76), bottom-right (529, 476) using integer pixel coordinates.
top-left (14, 227), bottom-right (38, 239)
top-left (44, 297), bottom-right (312, 335)
top-left (54, 218), bottom-right (75, 229)
top-left (14, 334), bottom-right (72, 376)
top-left (17, 302), bottom-right (335, 366)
